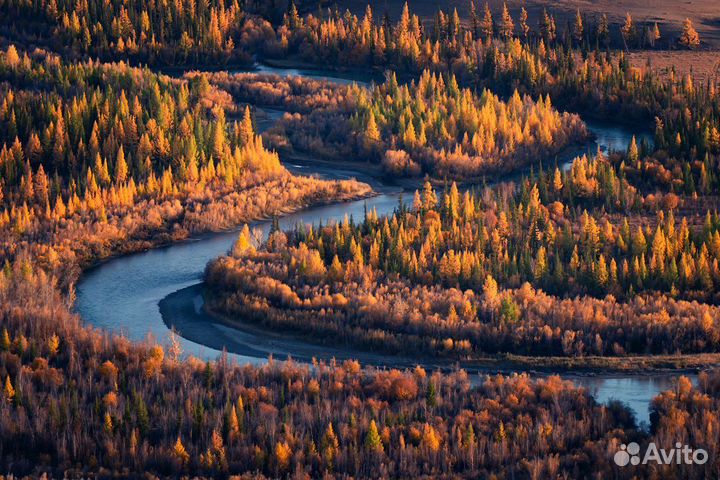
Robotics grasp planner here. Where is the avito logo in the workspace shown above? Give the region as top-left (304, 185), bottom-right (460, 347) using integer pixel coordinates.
top-left (614, 442), bottom-right (708, 466)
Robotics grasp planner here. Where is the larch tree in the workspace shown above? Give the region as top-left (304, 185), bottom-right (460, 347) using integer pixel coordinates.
top-left (597, 14), bottom-right (610, 47)
top-left (679, 18), bottom-right (700, 49)
top-left (480, 3), bottom-right (494, 39)
top-left (238, 106), bottom-right (255, 147)
top-left (3, 375), bottom-right (14, 402)
top-left (232, 225), bottom-right (256, 257)
top-left (321, 422), bottom-right (339, 466)
top-left (469, 1), bottom-right (479, 38)
top-left (365, 420), bottom-right (383, 453)
top-left (364, 111), bottom-right (381, 153)
top-left (519, 7), bottom-right (529, 39)
top-left (5, 44), bottom-right (20, 67)
top-left (498, 3), bottom-right (514, 40)
top-left (573, 9), bottom-right (584, 44)
top-left (652, 22), bottom-right (661, 47)
top-left (173, 436), bottom-right (190, 466)
top-left (422, 423), bottom-right (441, 453)
top-left (628, 135), bottom-right (639, 164)
top-left (115, 146), bottom-right (128, 184)
top-left (621, 13), bottom-right (635, 48)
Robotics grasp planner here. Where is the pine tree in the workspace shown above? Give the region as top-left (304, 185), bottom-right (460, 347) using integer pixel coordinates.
top-left (129, 429), bottom-right (138, 457)
top-left (632, 226), bottom-right (647, 256)
top-left (498, 3), bottom-right (514, 40)
top-left (422, 423), bottom-right (441, 452)
top-left (597, 14), bottom-right (610, 47)
top-left (534, 246), bottom-right (548, 280)
top-left (287, 1), bottom-right (300, 29)
top-left (275, 441), bottom-right (292, 472)
top-left (596, 254), bottom-right (609, 286)
top-left (621, 13), bottom-right (635, 48)
top-left (650, 22), bottom-right (661, 47)
top-left (3, 376), bottom-right (15, 402)
top-left (399, 2), bottom-right (411, 37)
top-left (104, 412), bottom-right (113, 433)
top-left (328, 255), bottom-right (344, 282)
top-left (422, 181), bottom-right (438, 211)
top-left (34, 165), bottom-right (49, 206)
top-left (480, 3), bottom-right (493, 39)
top-left (679, 18), bottom-right (700, 49)
top-left (135, 393), bottom-right (150, 435)
top-left (365, 419), bottom-right (383, 453)
top-left (519, 7), bottom-right (529, 39)
top-left (238, 106), bottom-right (255, 147)
top-left (364, 111), bottom-right (381, 153)
top-left (495, 422), bottom-right (506, 441)
top-left (469, 1), bottom-right (479, 38)
top-left (483, 274), bottom-right (500, 309)
top-left (539, 9), bottom-right (554, 43)
top-left (573, 9), bottom-right (584, 44)
top-left (627, 135), bottom-right (639, 164)
top-left (212, 110), bottom-right (228, 160)
top-left (232, 225), bottom-right (256, 256)
top-left (419, 382), bottom-right (434, 411)
top-left (0, 328), bottom-right (10, 351)
top-left (173, 436), bottom-right (190, 466)
top-left (321, 422), bottom-right (339, 466)
top-left (553, 167), bottom-right (563, 192)
top-left (228, 405), bottom-right (240, 438)
top-left (5, 45), bottom-right (20, 68)
top-left (115, 146), bottom-right (128, 184)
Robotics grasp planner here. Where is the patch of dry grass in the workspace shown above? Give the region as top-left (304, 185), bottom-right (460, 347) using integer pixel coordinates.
top-left (629, 50), bottom-right (720, 83)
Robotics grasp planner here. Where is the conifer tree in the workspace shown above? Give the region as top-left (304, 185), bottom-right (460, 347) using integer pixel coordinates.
top-left (628, 135), bottom-right (639, 164)
top-left (597, 14), bottom-right (610, 47)
top-left (498, 3), bottom-right (514, 40)
top-left (3, 375), bottom-right (14, 402)
top-left (0, 329), bottom-right (10, 351)
top-left (573, 9), bottom-right (584, 44)
top-left (173, 436), bottom-right (190, 466)
top-left (652, 22), bottom-right (661, 47)
top-left (364, 111), bottom-right (381, 153)
top-left (365, 419), bottom-right (383, 453)
top-left (519, 7), bottom-right (529, 39)
top-left (679, 18), bottom-right (700, 49)
top-left (480, 3), bottom-right (494, 39)
top-left (5, 44), bottom-right (20, 67)
top-left (621, 13), bottom-right (635, 48)
top-left (115, 146), bottom-right (128, 184)
top-left (321, 422), bottom-right (339, 466)
top-left (238, 106), bottom-right (255, 147)
top-left (422, 423), bottom-right (441, 452)
top-left (232, 225), bottom-right (256, 257)
top-left (469, 1), bottom-right (479, 38)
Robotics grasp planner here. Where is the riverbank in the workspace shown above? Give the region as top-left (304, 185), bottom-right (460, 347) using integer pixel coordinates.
top-left (277, 135), bottom-right (599, 194)
top-left (167, 283), bottom-right (718, 376)
top-left (76, 175), bottom-right (375, 275)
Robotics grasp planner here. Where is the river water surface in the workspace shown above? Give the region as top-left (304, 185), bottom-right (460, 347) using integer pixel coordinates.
top-left (76, 64), bottom-right (684, 427)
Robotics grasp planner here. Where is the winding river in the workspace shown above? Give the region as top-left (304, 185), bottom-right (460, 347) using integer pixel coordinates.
top-left (76, 64), bottom-right (681, 427)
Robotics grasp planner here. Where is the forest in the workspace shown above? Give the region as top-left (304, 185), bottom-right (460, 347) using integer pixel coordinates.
top-left (0, 267), bottom-right (645, 478)
top-left (274, 69), bottom-right (587, 178)
top-left (0, 45), bottom-right (370, 277)
top-left (204, 158), bottom-right (720, 359)
top-left (1, 0), bottom-right (719, 477)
